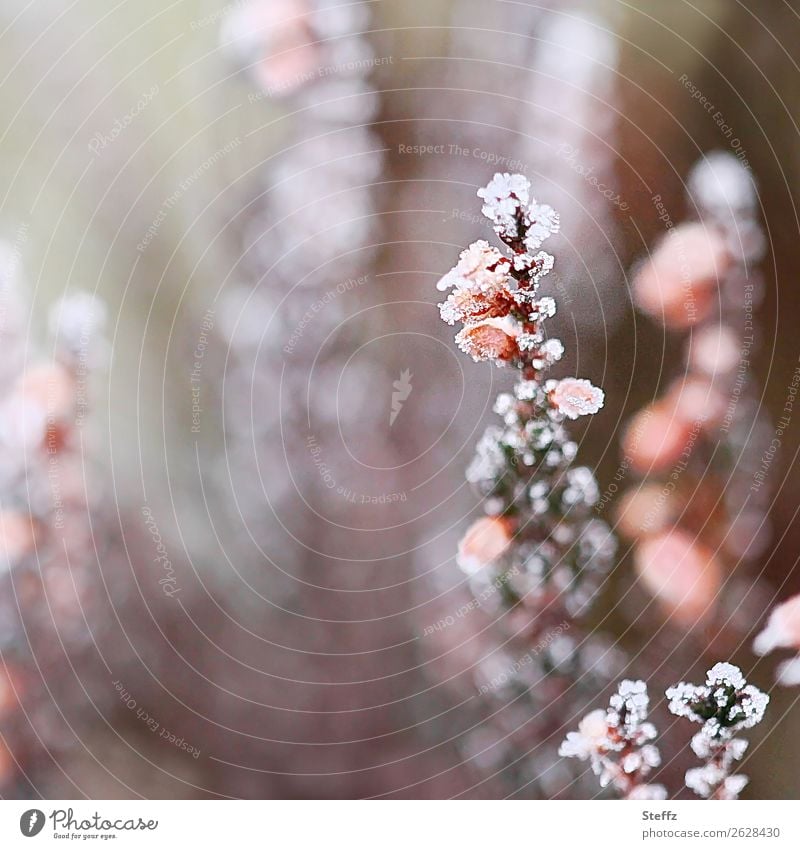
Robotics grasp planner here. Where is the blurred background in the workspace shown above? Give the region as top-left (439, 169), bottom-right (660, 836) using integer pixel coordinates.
top-left (0, 0), bottom-right (799, 799)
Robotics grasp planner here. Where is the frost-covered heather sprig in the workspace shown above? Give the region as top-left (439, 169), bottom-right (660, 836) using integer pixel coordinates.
top-left (440, 173), bottom-right (614, 618)
top-left (562, 663), bottom-right (767, 800)
top-left (559, 680), bottom-right (665, 799)
top-left (667, 663), bottom-right (768, 799)
top-left (435, 175), bottom-right (619, 797)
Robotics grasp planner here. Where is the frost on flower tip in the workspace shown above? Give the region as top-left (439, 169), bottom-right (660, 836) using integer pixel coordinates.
top-left (666, 662), bottom-right (768, 734)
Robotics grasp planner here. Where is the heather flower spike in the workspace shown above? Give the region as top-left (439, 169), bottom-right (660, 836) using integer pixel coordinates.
top-left (440, 173), bottom-right (613, 617)
top-left (559, 680), bottom-right (666, 799)
top-left (667, 663), bottom-right (769, 799)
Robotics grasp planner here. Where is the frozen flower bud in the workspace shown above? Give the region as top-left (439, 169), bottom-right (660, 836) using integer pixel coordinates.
top-left (688, 151), bottom-right (758, 224)
top-left (558, 709), bottom-right (609, 760)
top-left (633, 222), bottom-right (729, 328)
top-left (550, 378), bottom-right (604, 420)
top-left (753, 594), bottom-right (800, 656)
top-left (627, 784), bottom-right (668, 800)
top-left (667, 662), bottom-right (768, 733)
top-left (457, 516), bottom-right (513, 574)
top-left (523, 203), bottom-right (560, 252)
top-left (634, 529), bottom-right (721, 626)
top-left (477, 173), bottom-right (531, 234)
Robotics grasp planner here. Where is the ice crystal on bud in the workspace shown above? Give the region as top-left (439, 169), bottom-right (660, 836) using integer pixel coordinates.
top-left (666, 663), bottom-right (768, 799)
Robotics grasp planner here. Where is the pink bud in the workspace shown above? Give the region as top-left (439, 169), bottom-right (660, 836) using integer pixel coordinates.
top-left (457, 517), bottom-right (513, 573)
top-left (689, 323), bottom-right (741, 377)
top-left (623, 403), bottom-right (694, 474)
top-left (455, 317), bottom-right (520, 363)
top-left (551, 378), bottom-right (604, 420)
top-left (634, 529), bottom-right (722, 625)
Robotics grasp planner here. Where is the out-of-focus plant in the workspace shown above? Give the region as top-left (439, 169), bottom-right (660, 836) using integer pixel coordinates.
top-left (618, 152), bottom-right (771, 637)
top-left (0, 240), bottom-right (107, 791)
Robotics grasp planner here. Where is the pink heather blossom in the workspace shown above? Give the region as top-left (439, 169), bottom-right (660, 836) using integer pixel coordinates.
top-left (455, 316), bottom-right (521, 363)
top-left (560, 681), bottom-right (664, 799)
top-left (667, 662), bottom-right (768, 799)
top-left (664, 377), bottom-right (727, 430)
top-left (753, 594), bottom-right (800, 656)
top-left (550, 378), bottom-right (604, 419)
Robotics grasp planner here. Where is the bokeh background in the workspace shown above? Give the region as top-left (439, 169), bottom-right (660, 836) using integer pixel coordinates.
top-left (0, 0), bottom-right (799, 799)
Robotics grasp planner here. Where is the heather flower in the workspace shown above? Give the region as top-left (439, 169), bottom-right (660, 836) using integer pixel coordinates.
top-left (550, 378), bottom-right (604, 420)
top-left (562, 663), bottom-right (766, 800)
top-left (666, 662), bottom-right (768, 731)
top-left (221, 0), bottom-right (319, 96)
top-left (436, 240), bottom-right (511, 294)
top-left (455, 316), bottom-right (521, 363)
top-left (624, 151), bottom-right (770, 634)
